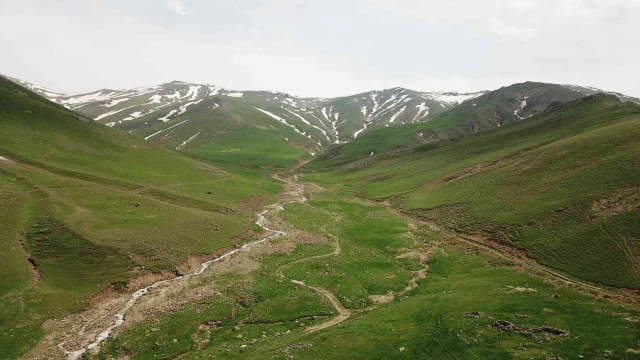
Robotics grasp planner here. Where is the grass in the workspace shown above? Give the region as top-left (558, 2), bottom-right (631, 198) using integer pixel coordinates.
top-left (307, 82), bottom-right (586, 169)
top-left (93, 181), bottom-right (639, 360)
top-left (303, 95), bottom-right (640, 289)
top-left (127, 96), bottom-right (317, 168)
top-left (0, 77), bottom-right (282, 358)
top-left (2, 76), bottom-right (639, 359)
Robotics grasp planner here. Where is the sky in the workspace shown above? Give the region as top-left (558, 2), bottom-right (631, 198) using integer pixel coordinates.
top-left (1, 0), bottom-right (639, 98)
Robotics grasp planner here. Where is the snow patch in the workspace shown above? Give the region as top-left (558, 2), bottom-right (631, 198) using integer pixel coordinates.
top-left (412, 103), bottom-right (430, 122)
top-left (94, 105), bottom-right (138, 121)
top-left (148, 95), bottom-right (163, 104)
top-left (208, 86), bottom-right (220, 96)
top-left (389, 106), bottom-right (407, 123)
top-left (101, 98), bottom-right (130, 107)
top-left (178, 99), bottom-right (204, 115)
top-left (254, 107), bottom-right (307, 138)
top-left (176, 132), bottom-right (200, 150)
top-left (283, 108), bottom-right (329, 142)
top-left (421, 91), bottom-right (484, 105)
top-left (145, 119), bottom-right (191, 140)
top-left (158, 109), bottom-right (179, 122)
top-left (224, 92), bottom-right (243, 98)
top-left (514, 96), bottom-right (529, 120)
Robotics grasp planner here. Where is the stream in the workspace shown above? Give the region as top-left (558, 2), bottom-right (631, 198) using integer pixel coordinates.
top-left (57, 175), bottom-right (306, 359)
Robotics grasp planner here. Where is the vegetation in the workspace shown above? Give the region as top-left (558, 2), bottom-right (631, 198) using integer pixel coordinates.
top-left (308, 82), bottom-right (586, 168)
top-left (95, 182), bottom-right (639, 360)
top-left (304, 94), bottom-right (640, 289)
top-left (1, 76), bottom-right (638, 359)
top-left (0, 76), bottom-right (280, 358)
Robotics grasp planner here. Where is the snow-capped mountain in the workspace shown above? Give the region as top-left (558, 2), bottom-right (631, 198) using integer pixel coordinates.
top-left (7, 76), bottom-right (487, 153)
top-left (6, 75), bottom-right (638, 164)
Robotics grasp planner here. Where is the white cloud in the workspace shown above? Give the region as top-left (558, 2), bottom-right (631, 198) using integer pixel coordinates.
top-left (489, 18), bottom-right (539, 41)
top-left (165, 0), bottom-right (191, 16)
top-left (1, 0), bottom-right (639, 98)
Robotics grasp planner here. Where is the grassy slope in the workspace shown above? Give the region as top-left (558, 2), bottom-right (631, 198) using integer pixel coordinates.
top-left (303, 95), bottom-right (640, 289)
top-left (0, 76), bottom-right (280, 358)
top-left (96, 183), bottom-right (639, 360)
top-left (119, 94), bottom-right (320, 168)
top-left (308, 82), bottom-right (585, 169)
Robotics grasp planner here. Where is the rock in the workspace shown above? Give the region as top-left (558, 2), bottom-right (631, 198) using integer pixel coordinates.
top-left (554, 294), bottom-right (561, 299)
top-left (206, 191), bottom-right (213, 194)
top-left (240, 345), bottom-right (247, 352)
top-left (491, 320), bottom-right (520, 332)
top-left (233, 325), bottom-right (241, 331)
top-left (135, 203), bottom-right (141, 208)
top-left (236, 334), bottom-right (243, 339)
top-left (465, 311), bottom-right (483, 318)
top-left (399, 347), bottom-right (405, 352)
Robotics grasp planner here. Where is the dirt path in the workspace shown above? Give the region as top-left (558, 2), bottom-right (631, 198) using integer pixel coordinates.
top-left (291, 280), bottom-right (351, 333)
top-left (45, 175), bottom-right (307, 360)
top-left (374, 198), bottom-right (638, 304)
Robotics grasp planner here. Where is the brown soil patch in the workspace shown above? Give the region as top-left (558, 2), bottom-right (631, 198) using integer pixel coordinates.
top-left (175, 246), bottom-right (237, 274)
top-left (369, 292), bottom-right (394, 304)
top-left (591, 189), bottom-right (640, 217)
top-left (18, 237), bottom-right (41, 285)
top-left (239, 194), bottom-right (269, 213)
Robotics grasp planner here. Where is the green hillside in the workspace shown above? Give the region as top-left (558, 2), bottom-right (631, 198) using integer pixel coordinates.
top-left (304, 94), bottom-right (640, 289)
top-left (0, 76), bottom-right (280, 358)
top-left (2, 75), bottom-right (639, 359)
top-left (308, 82), bottom-right (586, 169)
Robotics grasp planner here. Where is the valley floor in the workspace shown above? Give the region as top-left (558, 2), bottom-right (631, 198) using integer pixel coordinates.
top-left (22, 173), bottom-right (640, 360)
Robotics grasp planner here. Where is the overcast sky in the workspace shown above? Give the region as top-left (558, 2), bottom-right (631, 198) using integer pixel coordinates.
top-left (1, 0), bottom-right (639, 97)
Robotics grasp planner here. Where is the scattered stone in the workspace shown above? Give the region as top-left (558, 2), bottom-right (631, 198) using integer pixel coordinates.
top-left (399, 347), bottom-right (405, 352)
top-left (135, 203), bottom-right (141, 208)
top-left (206, 191), bottom-right (213, 194)
top-left (280, 343), bottom-right (313, 356)
top-left (465, 311), bottom-right (484, 318)
top-left (318, 268), bottom-right (335, 277)
top-left (233, 325), bottom-right (241, 331)
top-left (236, 334), bottom-right (243, 339)
top-left (491, 320), bottom-right (520, 332)
top-left (490, 320), bottom-right (567, 341)
top-left (554, 294), bottom-right (561, 299)
top-left (240, 345), bottom-right (247, 352)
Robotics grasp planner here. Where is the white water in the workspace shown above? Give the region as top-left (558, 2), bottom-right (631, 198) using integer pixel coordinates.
top-left (57, 176), bottom-right (306, 359)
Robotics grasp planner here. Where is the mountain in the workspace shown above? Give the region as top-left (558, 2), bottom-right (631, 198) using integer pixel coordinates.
top-left (13, 77), bottom-right (638, 170)
top-left (7, 76), bottom-right (488, 166)
top-left (0, 76), bottom-right (279, 358)
top-left (307, 81), bottom-right (614, 168)
top-left (304, 93), bottom-right (640, 289)
top-left (561, 84), bottom-right (640, 103)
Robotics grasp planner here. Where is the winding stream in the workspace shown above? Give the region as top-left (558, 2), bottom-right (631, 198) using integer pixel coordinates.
top-left (57, 175), bottom-right (306, 359)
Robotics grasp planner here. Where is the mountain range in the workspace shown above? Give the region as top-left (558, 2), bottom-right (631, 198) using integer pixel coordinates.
top-left (9, 75), bottom-right (639, 168)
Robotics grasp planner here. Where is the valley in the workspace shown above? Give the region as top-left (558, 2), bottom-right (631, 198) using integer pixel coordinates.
top-left (0, 76), bottom-right (638, 360)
